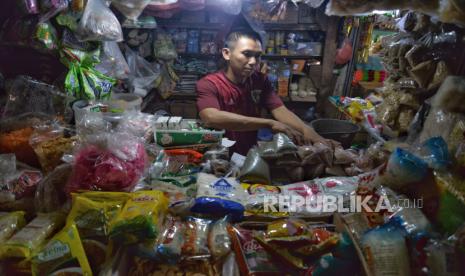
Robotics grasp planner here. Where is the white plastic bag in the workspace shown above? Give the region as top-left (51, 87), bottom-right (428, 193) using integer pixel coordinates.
top-left (205, 0), bottom-right (242, 15)
top-left (125, 46), bottom-right (161, 97)
top-left (77, 0), bottom-right (123, 42)
top-left (112, 0), bottom-right (152, 21)
top-left (95, 42), bottom-right (130, 79)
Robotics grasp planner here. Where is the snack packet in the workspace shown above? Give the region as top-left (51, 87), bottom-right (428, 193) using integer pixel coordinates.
top-left (32, 223), bottom-right (92, 276)
top-left (182, 217), bottom-right (211, 257)
top-left (208, 216), bottom-right (231, 260)
top-left (109, 190), bottom-right (168, 244)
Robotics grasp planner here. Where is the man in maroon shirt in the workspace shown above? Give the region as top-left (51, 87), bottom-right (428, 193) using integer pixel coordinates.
top-left (196, 31), bottom-right (325, 155)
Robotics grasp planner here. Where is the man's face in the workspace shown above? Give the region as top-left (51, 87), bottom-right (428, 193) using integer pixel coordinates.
top-left (223, 37), bottom-right (263, 79)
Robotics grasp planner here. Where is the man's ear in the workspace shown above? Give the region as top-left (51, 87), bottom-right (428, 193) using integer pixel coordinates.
top-left (222, 48), bottom-right (231, 61)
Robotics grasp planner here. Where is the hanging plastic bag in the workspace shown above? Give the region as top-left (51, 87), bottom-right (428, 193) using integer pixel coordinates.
top-left (335, 38), bottom-right (353, 65)
top-left (39, 0), bottom-right (68, 23)
top-left (76, 0), bottom-right (123, 42)
top-left (95, 42), bottom-right (130, 80)
top-left (205, 0), bottom-right (242, 15)
top-left (112, 0), bottom-right (152, 25)
top-left (125, 46), bottom-right (160, 97)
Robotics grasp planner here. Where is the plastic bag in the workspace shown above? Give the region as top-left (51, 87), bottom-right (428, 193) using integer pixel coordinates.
top-left (76, 0), bottom-right (123, 42)
top-left (117, 111), bottom-right (155, 142)
top-left (228, 225), bottom-right (281, 275)
top-left (409, 60), bottom-right (436, 89)
top-left (418, 137), bottom-right (451, 171)
top-left (154, 215), bottom-right (185, 263)
top-left (361, 221), bottom-right (411, 276)
top-left (32, 223), bottom-right (92, 276)
top-left (182, 216), bottom-right (211, 257)
top-left (431, 76), bottom-right (465, 114)
top-left (112, 0), bottom-right (152, 22)
top-left (65, 63), bottom-right (116, 100)
top-left (39, 0), bottom-right (68, 23)
top-left (1, 212), bottom-right (65, 259)
top-left (153, 32), bottom-right (177, 61)
top-left (2, 76), bottom-right (68, 119)
top-left (335, 38), bottom-right (353, 65)
top-left (34, 164), bottom-right (72, 213)
top-left (376, 148), bottom-right (429, 191)
top-left (208, 216), bottom-right (231, 260)
top-left (29, 123), bottom-right (77, 173)
top-left (439, 0), bottom-right (465, 27)
top-left (95, 42), bottom-right (130, 80)
top-left (192, 173), bottom-right (248, 220)
top-left (0, 212), bottom-right (26, 243)
top-left (35, 22), bottom-right (58, 50)
top-left (66, 132), bottom-right (148, 194)
top-left (239, 147), bottom-right (271, 185)
top-left (19, 0), bottom-right (39, 14)
top-left (109, 190), bottom-right (168, 243)
top-left (125, 46), bottom-right (160, 97)
top-left (205, 0), bottom-right (242, 15)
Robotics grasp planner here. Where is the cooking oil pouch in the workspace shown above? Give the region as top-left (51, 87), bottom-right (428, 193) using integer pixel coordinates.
top-left (0, 211), bottom-right (26, 243)
top-left (1, 212), bottom-right (65, 259)
top-left (32, 223), bottom-right (92, 276)
top-left (109, 190), bottom-right (168, 244)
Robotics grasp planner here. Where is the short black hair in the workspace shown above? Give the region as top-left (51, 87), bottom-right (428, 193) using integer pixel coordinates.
top-left (224, 31), bottom-right (263, 49)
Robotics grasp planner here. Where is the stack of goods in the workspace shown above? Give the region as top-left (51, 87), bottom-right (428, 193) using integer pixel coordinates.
top-left (174, 74), bottom-right (199, 94)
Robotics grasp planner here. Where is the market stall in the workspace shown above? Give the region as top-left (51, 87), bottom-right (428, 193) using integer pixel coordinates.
top-left (0, 0), bottom-right (464, 276)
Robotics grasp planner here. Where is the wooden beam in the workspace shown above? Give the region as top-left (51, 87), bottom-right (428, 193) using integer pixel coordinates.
top-left (317, 15), bottom-right (339, 116)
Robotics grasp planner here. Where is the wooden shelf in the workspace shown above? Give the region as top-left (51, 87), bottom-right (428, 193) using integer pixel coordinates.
top-left (263, 23), bottom-right (321, 31)
top-left (178, 53), bottom-right (221, 59)
top-left (169, 92), bottom-right (197, 99)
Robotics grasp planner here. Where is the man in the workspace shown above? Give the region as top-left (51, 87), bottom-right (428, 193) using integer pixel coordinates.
top-left (196, 31), bottom-right (325, 155)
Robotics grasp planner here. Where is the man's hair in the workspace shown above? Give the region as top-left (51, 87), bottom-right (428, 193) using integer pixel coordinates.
top-left (224, 31), bottom-right (262, 49)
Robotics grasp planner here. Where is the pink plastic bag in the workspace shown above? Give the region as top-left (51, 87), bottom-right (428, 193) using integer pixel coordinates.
top-left (335, 38), bottom-right (353, 65)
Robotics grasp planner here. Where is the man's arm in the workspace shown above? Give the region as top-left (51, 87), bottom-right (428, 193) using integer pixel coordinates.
top-left (200, 108), bottom-right (303, 142)
top-left (271, 105), bottom-right (325, 144)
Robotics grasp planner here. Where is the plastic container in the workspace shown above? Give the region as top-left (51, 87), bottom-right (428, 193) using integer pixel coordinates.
top-left (73, 94), bottom-right (142, 125)
top-left (310, 119), bottom-right (360, 148)
top-left (154, 119), bottom-right (224, 147)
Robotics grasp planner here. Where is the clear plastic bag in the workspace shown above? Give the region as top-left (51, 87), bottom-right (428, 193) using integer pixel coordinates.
top-left (2, 76), bottom-right (69, 120)
top-left (95, 42), bottom-right (130, 80)
top-left (116, 111), bottom-right (155, 143)
top-left (76, 0), bottom-right (123, 42)
top-left (125, 46), bottom-right (160, 97)
top-left (239, 147), bottom-right (271, 185)
top-left (112, 0), bottom-right (152, 22)
top-left (205, 0), bottom-right (242, 15)
top-left (29, 122), bottom-right (77, 173)
top-left (39, 0), bottom-right (68, 23)
top-left (208, 216), bottom-right (231, 260)
top-left (34, 164), bottom-right (72, 213)
top-left (439, 0), bottom-right (465, 27)
top-left (66, 132), bottom-right (148, 194)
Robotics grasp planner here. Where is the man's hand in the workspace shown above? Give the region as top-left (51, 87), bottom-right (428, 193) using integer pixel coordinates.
top-left (302, 126), bottom-right (340, 147)
top-left (269, 120), bottom-right (303, 145)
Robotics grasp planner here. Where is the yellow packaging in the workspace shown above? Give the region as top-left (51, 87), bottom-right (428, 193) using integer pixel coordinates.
top-left (109, 190), bottom-right (168, 244)
top-left (241, 183), bottom-right (288, 218)
top-left (32, 223), bottom-right (92, 276)
top-left (0, 211), bottom-right (26, 243)
top-left (1, 212), bottom-right (65, 259)
top-left (67, 193), bottom-right (128, 238)
top-left (67, 193), bottom-right (129, 273)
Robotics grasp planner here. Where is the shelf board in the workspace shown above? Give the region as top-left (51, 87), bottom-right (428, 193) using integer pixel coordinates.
top-left (178, 53), bottom-right (221, 59)
top-left (262, 54), bottom-right (322, 60)
top-left (262, 23), bottom-right (321, 31)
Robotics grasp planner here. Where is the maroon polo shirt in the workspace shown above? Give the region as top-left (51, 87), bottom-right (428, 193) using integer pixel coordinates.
top-left (196, 71), bottom-right (283, 155)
